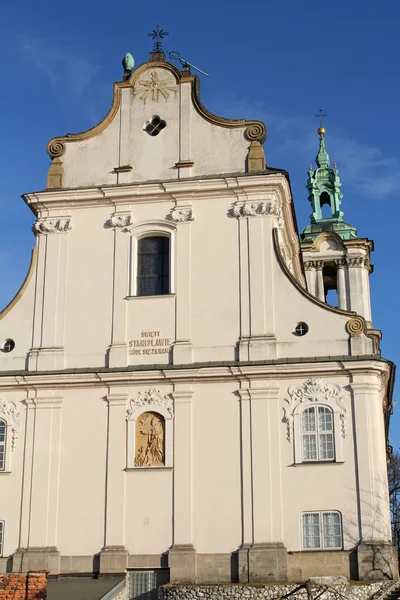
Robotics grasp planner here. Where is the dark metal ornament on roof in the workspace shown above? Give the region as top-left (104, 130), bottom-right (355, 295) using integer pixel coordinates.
top-left (147, 25), bottom-right (169, 52)
top-left (168, 51), bottom-right (210, 77)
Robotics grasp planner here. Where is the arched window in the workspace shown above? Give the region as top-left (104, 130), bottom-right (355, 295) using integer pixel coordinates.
top-left (0, 419), bottom-right (6, 471)
top-left (301, 406), bottom-right (335, 461)
top-left (137, 236), bottom-right (170, 297)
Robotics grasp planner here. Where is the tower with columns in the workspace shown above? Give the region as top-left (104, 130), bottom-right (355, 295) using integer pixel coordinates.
top-left (301, 127), bottom-right (373, 323)
top-left (0, 40), bottom-right (396, 587)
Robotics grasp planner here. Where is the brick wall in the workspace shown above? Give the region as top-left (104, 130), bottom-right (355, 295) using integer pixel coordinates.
top-left (0, 571), bottom-right (48, 600)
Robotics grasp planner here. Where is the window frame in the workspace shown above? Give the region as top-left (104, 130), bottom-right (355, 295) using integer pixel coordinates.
top-left (293, 403), bottom-right (344, 464)
top-left (301, 510), bottom-right (343, 551)
top-left (129, 222), bottom-right (176, 298)
top-left (0, 419), bottom-right (6, 472)
top-left (301, 405), bottom-right (335, 462)
top-left (0, 521), bottom-right (4, 556)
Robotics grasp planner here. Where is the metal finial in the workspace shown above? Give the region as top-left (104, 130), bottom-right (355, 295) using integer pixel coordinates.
top-left (147, 25), bottom-right (169, 52)
top-left (315, 108), bottom-right (328, 135)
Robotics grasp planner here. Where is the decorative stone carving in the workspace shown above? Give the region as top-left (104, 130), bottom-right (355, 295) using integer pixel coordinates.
top-left (0, 398), bottom-right (22, 451)
top-left (283, 378), bottom-right (347, 441)
top-left (244, 122), bottom-right (267, 143)
top-left (46, 139), bottom-right (66, 158)
top-left (170, 208), bottom-right (194, 222)
top-left (109, 214), bottom-right (132, 228)
top-left (314, 260), bottom-right (324, 271)
top-left (334, 258), bottom-right (347, 268)
top-left (127, 388), bottom-right (174, 419)
top-left (32, 218), bottom-right (72, 235)
top-left (135, 411), bottom-right (165, 467)
top-left (232, 200), bottom-right (283, 228)
top-left (346, 316), bottom-right (364, 335)
top-left (303, 261), bottom-right (315, 271)
top-left (133, 71), bottom-right (177, 103)
top-left (347, 256), bottom-right (365, 268)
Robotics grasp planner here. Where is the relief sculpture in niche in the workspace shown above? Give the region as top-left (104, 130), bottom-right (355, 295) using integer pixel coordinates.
top-left (135, 411), bottom-right (165, 467)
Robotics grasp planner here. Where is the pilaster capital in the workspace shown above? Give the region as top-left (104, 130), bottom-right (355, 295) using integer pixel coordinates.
top-left (29, 396), bottom-right (64, 409)
top-left (303, 261), bottom-right (315, 271)
top-left (170, 389), bottom-right (194, 403)
top-left (334, 258), bottom-right (346, 268)
top-left (347, 256), bottom-right (366, 268)
top-left (105, 393), bottom-right (129, 407)
top-left (32, 218), bottom-right (72, 236)
top-left (249, 386), bottom-right (280, 400)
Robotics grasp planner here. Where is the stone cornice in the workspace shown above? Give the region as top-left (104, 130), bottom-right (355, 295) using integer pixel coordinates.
top-left (0, 357), bottom-right (390, 390)
top-left (23, 173), bottom-right (291, 212)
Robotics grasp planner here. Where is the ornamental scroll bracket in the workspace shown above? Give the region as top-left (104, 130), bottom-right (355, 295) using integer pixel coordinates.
top-left (169, 207), bottom-right (194, 223)
top-left (0, 398), bottom-right (22, 451)
top-left (33, 218), bottom-right (72, 235)
top-left (231, 200), bottom-right (283, 228)
top-left (126, 388), bottom-right (174, 420)
top-left (283, 378), bottom-right (347, 442)
top-left (108, 214), bottom-right (132, 229)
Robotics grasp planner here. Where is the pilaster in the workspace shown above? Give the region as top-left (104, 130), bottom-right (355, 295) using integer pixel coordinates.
top-left (28, 219), bottom-right (70, 370)
top-left (100, 392), bottom-right (129, 573)
top-left (350, 375), bottom-right (392, 545)
top-left (304, 261), bottom-right (316, 296)
top-left (108, 216), bottom-right (130, 367)
top-left (335, 258), bottom-right (347, 310)
top-left (168, 386), bottom-right (196, 583)
top-left (19, 395), bottom-right (63, 574)
top-left (315, 260), bottom-right (325, 302)
top-left (172, 211), bottom-right (193, 364)
top-left (347, 257), bottom-right (372, 322)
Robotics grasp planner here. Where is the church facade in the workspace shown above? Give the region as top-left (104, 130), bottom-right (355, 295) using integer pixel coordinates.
top-left (0, 45), bottom-right (396, 584)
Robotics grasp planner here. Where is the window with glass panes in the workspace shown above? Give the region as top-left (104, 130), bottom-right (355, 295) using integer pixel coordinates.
top-left (301, 406), bottom-right (334, 461)
top-left (302, 511), bottom-right (342, 549)
top-left (137, 236), bottom-right (170, 297)
top-left (0, 420), bottom-right (5, 471)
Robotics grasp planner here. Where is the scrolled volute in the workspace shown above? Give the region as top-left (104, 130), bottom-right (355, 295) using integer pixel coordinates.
top-left (346, 317), bottom-right (364, 335)
top-left (245, 121), bottom-right (267, 143)
top-left (47, 139), bottom-right (66, 158)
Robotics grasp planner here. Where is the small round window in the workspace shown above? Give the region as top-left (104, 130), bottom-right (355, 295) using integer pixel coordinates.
top-left (3, 339), bottom-right (15, 352)
top-left (294, 322), bottom-right (309, 336)
top-left (144, 115), bottom-right (166, 137)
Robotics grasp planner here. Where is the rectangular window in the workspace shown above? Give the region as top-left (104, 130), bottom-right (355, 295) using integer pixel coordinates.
top-left (0, 521), bottom-right (4, 556)
top-left (137, 236), bottom-right (170, 297)
top-left (302, 511), bottom-right (342, 550)
top-left (301, 407), bottom-right (335, 461)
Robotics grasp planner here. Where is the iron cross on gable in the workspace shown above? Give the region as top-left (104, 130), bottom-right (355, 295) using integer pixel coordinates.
top-left (315, 108), bottom-right (328, 128)
top-left (147, 25), bottom-right (169, 52)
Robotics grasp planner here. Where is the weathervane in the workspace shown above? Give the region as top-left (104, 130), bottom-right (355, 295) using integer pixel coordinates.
top-left (147, 25), bottom-right (169, 52)
top-left (168, 51), bottom-right (209, 77)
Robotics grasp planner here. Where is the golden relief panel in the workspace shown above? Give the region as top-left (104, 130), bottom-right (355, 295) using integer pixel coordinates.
top-left (135, 411), bottom-right (165, 467)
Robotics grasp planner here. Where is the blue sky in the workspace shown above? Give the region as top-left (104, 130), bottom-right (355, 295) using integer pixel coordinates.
top-left (0, 0), bottom-right (399, 441)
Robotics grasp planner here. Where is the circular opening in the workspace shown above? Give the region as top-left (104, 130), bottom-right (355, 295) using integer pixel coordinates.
top-left (3, 339), bottom-right (15, 353)
top-left (294, 322), bottom-right (309, 337)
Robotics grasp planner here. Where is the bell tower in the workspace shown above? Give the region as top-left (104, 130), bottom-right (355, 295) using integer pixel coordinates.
top-left (301, 126), bottom-right (373, 325)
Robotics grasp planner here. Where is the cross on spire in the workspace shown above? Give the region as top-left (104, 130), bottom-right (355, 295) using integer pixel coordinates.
top-left (315, 108), bottom-right (328, 129)
top-left (147, 25), bottom-right (169, 52)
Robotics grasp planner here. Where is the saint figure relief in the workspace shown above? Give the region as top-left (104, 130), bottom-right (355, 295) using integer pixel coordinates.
top-left (135, 411), bottom-right (165, 467)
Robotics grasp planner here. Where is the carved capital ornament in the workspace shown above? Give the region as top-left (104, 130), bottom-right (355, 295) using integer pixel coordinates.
top-left (33, 218), bottom-right (72, 235)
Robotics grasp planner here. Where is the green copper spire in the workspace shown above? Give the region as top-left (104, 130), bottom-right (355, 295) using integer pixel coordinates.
top-left (300, 127), bottom-right (358, 242)
top-left (315, 129), bottom-right (330, 168)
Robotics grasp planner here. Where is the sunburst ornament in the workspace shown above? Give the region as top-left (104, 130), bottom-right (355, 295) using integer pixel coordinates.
top-left (134, 71), bottom-right (177, 103)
